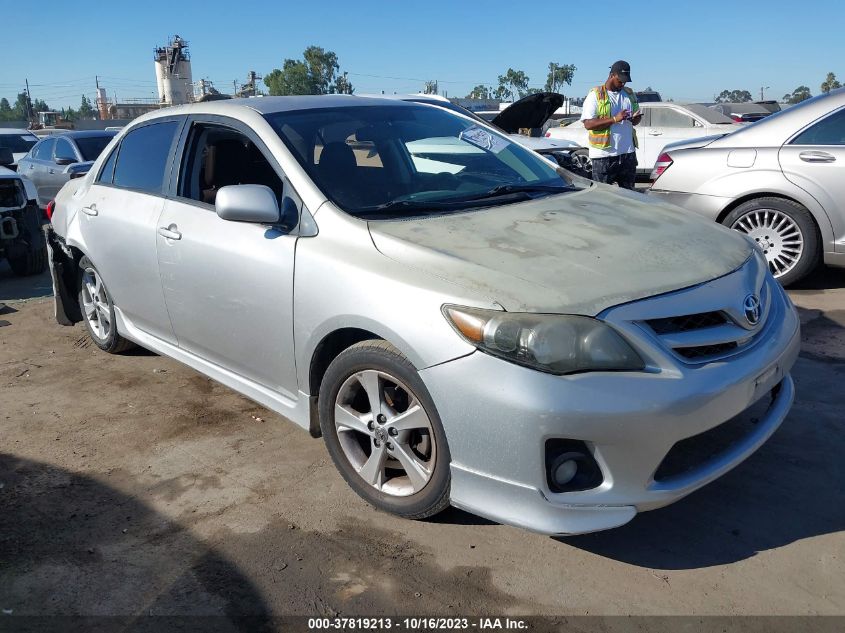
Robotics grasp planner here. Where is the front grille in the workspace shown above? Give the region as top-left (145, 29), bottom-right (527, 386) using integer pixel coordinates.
top-left (676, 342), bottom-right (738, 359)
top-left (653, 386), bottom-right (778, 482)
top-left (647, 311), bottom-right (728, 335)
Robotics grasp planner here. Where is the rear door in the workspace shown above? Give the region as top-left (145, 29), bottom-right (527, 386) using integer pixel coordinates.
top-left (45, 137), bottom-right (77, 201)
top-left (779, 106), bottom-right (845, 252)
top-left (23, 137), bottom-right (55, 206)
top-left (78, 119), bottom-right (183, 344)
top-left (155, 116), bottom-right (300, 396)
top-left (640, 106), bottom-right (705, 170)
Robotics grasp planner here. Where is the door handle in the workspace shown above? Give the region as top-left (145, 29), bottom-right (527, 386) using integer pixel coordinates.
top-left (799, 150), bottom-right (835, 163)
top-left (28, 164), bottom-right (34, 170)
top-left (648, 131), bottom-right (663, 136)
top-left (81, 204), bottom-right (98, 216)
top-left (49, 169), bottom-right (56, 174)
top-left (158, 226), bottom-right (182, 240)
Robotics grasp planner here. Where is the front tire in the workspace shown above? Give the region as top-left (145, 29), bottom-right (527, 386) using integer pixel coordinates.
top-left (570, 149), bottom-right (593, 179)
top-left (319, 340), bottom-right (451, 519)
top-left (78, 256), bottom-right (135, 353)
top-left (722, 197), bottom-right (819, 286)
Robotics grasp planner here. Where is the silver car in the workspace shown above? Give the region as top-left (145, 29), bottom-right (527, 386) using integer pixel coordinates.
top-left (650, 88), bottom-right (845, 286)
top-left (18, 131), bottom-right (116, 208)
top-left (46, 96), bottom-right (799, 535)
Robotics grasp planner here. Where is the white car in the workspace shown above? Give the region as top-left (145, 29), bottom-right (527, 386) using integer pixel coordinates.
top-left (546, 102), bottom-right (739, 176)
top-left (0, 128), bottom-right (40, 169)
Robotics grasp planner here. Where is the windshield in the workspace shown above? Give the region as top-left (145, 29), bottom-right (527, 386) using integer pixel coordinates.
top-left (683, 104), bottom-right (735, 124)
top-left (0, 133), bottom-right (38, 154)
top-left (265, 104), bottom-right (575, 218)
top-left (74, 134), bottom-right (116, 161)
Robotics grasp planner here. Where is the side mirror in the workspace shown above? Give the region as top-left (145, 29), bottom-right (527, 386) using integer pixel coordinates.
top-left (216, 184), bottom-right (281, 224)
top-left (0, 147), bottom-right (13, 166)
top-left (55, 157), bottom-right (77, 166)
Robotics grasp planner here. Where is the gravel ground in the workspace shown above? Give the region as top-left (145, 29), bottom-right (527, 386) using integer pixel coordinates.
top-left (1, 260), bottom-right (843, 626)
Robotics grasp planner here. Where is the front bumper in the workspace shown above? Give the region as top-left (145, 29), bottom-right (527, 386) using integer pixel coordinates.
top-left (420, 267), bottom-right (800, 535)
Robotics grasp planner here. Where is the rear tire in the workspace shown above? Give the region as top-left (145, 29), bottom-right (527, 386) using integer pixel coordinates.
top-left (722, 197), bottom-right (819, 286)
top-left (7, 243), bottom-right (47, 276)
top-left (77, 256), bottom-right (135, 353)
top-left (319, 340), bottom-right (451, 520)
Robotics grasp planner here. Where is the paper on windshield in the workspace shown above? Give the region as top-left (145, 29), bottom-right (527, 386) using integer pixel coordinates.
top-left (459, 126), bottom-right (508, 154)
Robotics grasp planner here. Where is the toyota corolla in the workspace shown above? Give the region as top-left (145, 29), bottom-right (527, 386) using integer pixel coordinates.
top-left (45, 96), bottom-right (799, 534)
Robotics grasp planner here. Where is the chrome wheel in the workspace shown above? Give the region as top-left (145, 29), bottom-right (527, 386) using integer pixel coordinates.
top-left (81, 266), bottom-right (112, 341)
top-left (730, 208), bottom-right (804, 278)
top-left (333, 369), bottom-right (435, 497)
top-left (571, 150), bottom-right (592, 177)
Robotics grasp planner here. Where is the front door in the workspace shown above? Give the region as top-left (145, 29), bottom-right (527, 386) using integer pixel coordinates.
top-left (156, 119), bottom-right (299, 397)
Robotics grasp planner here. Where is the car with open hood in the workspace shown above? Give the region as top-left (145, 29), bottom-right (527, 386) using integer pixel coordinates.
top-left (45, 95), bottom-right (799, 535)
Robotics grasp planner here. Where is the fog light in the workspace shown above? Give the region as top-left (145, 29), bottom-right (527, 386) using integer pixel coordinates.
top-left (545, 439), bottom-right (603, 493)
top-left (552, 456), bottom-right (579, 486)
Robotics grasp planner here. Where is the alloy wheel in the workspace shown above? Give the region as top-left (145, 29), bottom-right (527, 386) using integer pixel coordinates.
top-left (333, 369), bottom-right (436, 497)
top-left (81, 267), bottom-right (112, 341)
top-left (730, 209), bottom-right (804, 278)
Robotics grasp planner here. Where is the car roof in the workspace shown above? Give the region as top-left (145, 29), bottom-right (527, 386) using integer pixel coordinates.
top-left (57, 130), bottom-right (118, 139)
top-left (137, 95), bottom-right (421, 123)
top-left (0, 128), bottom-right (37, 135)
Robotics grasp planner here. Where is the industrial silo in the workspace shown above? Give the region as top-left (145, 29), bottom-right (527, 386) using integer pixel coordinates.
top-left (153, 35), bottom-right (193, 105)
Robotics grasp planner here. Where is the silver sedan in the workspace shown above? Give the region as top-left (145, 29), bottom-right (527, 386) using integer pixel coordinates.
top-left (46, 96), bottom-right (799, 534)
top-left (650, 88), bottom-right (845, 285)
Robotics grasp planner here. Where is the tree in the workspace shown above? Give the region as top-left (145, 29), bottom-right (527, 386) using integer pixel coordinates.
top-left (0, 98), bottom-right (12, 121)
top-left (264, 46), bottom-right (349, 95)
top-left (423, 80), bottom-right (438, 95)
top-left (782, 86), bottom-right (812, 104)
top-left (333, 71), bottom-right (353, 95)
top-left (715, 89), bottom-right (752, 103)
top-left (32, 99), bottom-right (50, 113)
top-left (466, 85), bottom-right (492, 100)
top-left (497, 69), bottom-right (530, 101)
top-left (820, 72), bottom-right (841, 94)
top-left (14, 92), bottom-right (31, 119)
top-left (544, 63), bottom-right (576, 93)
top-left (79, 94), bottom-right (94, 118)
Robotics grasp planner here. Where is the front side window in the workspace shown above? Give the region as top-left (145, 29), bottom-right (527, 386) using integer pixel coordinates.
top-left (266, 104), bottom-right (573, 217)
top-left (54, 138), bottom-right (76, 162)
top-left (178, 123), bottom-right (284, 206)
top-left (112, 121), bottom-right (179, 194)
top-left (792, 108), bottom-right (845, 145)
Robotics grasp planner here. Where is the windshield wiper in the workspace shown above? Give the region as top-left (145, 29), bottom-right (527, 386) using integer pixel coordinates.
top-left (464, 183), bottom-right (575, 200)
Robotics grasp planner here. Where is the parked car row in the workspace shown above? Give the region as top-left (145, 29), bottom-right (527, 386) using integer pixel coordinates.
top-left (45, 95), bottom-right (800, 535)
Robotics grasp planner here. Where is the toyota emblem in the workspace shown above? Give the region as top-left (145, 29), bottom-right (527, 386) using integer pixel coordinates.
top-left (744, 294), bottom-right (761, 326)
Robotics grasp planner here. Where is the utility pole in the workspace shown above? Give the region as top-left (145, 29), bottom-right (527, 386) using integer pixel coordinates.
top-left (25, 78), bottom-right (34, 122)
top-left (760, 85), bottom-right (770, 101)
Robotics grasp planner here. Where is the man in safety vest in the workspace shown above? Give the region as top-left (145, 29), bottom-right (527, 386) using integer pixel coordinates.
top-left (580, 60), bottom-right (641, 189)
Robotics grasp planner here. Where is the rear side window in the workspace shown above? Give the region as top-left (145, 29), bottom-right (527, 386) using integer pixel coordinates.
top-left (112, 121), bottom-right (179, 194)
top-left (792, 109), bottom-right (845, 145)
top-left (649, 108), bottom-right (697, 128)
top-left (33, 138), bottom-right (55, 160)
top-left (54, 138), bottom-right (76, 162)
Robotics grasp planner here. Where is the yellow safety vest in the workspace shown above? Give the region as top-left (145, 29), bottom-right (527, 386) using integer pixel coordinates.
top-left (588, 85), bottom-right (639, 150)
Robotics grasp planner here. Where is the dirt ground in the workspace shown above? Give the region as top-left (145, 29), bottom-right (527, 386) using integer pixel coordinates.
top-left (1, 259), bottom-right (844, 624)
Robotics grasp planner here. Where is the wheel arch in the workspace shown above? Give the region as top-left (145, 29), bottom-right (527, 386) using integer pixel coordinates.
top-left (308, 327), bottom-right (385, 398)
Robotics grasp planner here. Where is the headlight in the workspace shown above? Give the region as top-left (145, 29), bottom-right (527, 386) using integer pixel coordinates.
top-left (442, 305), bottom-right (645, 375)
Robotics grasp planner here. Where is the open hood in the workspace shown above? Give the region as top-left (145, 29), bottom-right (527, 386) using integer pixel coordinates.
top-left (491, 92), bottom-right (564, 133)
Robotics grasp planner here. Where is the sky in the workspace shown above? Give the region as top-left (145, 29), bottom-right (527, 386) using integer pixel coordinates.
top-left (3, 0), bottom-right (843, 111)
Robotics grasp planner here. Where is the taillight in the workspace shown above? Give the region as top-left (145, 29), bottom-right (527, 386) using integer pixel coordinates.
top-left (544, 131), bottom-right (551, 137)
top-left (45, 200), bottom-right (55, 221)
top-left (731, 114), bottom-right (743, 122)
top-left (651, 152), bottom-right (673, 181)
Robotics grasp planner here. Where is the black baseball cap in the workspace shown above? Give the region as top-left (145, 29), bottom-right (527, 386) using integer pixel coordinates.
top-left (610, 60), bottom-right (632, 82)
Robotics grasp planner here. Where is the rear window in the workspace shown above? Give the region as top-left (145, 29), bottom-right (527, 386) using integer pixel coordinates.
top-left (112, 121), bottom-right (179, 194)
top-left (75, 134), bottom-right (116, 161)
top-left (0, 133), bottom-right (38, 154)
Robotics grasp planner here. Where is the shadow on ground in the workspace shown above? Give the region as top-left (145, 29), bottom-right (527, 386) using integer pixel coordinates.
top-left (0, 259), bottom-right (53, 303)
top-left (0, 454), bottom-right (273, 628)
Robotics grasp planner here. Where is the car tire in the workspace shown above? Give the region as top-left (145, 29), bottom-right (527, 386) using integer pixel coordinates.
top-left (7, 242), bottom-right (47, 276)
top-left (570, 149), bottom-right (593, 179)
top-left (77, 256), bottom-right (135, 353)
top-left (722, 197), bottom-right (820, 286)
top-left (319, 340), bottom-right (451, 520)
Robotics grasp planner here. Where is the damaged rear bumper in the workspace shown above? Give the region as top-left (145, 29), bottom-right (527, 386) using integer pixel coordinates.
top-left (44, 224), bottom-right (80, 325)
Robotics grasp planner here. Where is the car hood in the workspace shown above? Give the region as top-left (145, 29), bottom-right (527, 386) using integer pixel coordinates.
top-left (511, 135), bottom-right (580, 150)
top-left (492, 92), bottom-right (564, 133)
top-left (368, 186), bottom-right (752, 315)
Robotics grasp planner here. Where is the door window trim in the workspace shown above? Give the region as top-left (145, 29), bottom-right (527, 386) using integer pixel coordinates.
top-left (93, 116), bottom-right (187, 195)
